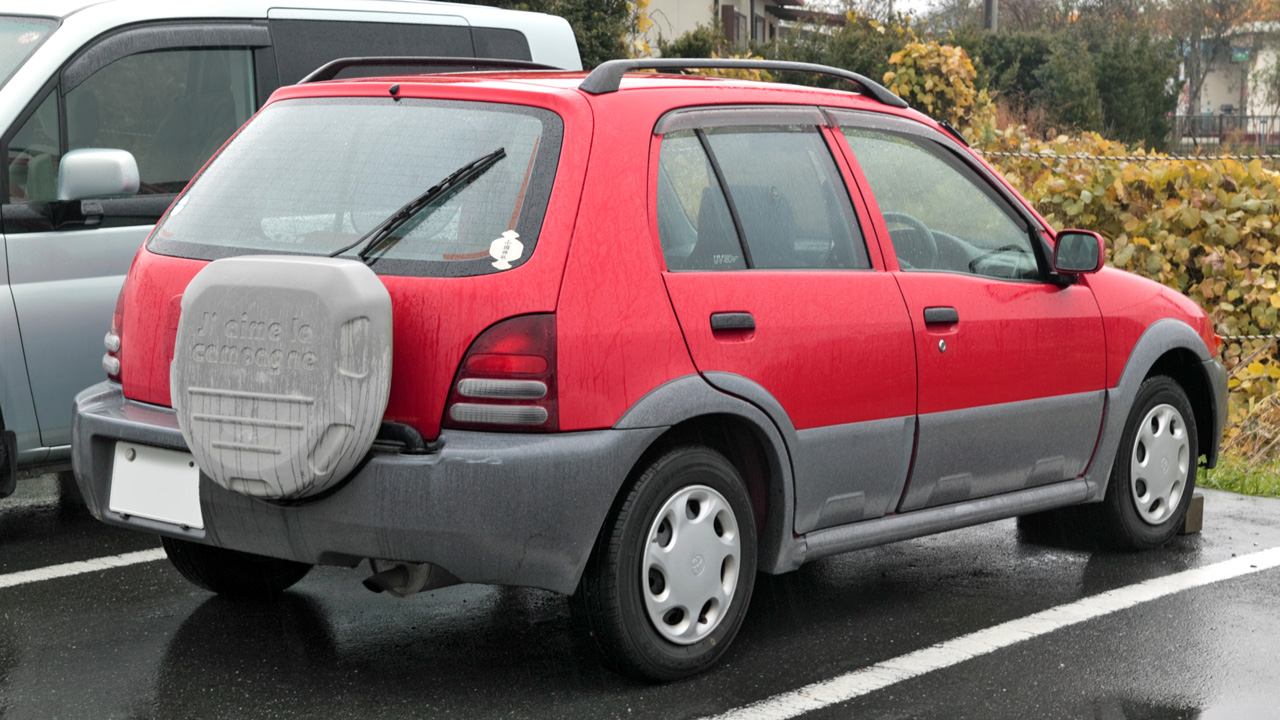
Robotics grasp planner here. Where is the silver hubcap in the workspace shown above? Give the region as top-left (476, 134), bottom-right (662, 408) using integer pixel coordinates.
top-left (1130, 403), bottom-right (1190, 526)
top-left (642, 484), bottom-right (741, 645)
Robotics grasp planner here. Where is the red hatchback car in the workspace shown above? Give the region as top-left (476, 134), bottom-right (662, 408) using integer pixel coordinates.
top-left (72, 58), bottom-right (1226, 680)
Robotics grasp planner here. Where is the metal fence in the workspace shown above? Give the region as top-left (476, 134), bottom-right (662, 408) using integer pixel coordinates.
top-left (1172, 114), bottom-right (1280, 151)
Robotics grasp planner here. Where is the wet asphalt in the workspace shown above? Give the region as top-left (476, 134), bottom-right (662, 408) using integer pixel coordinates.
top-left (2, 476), bottom-right (1280, 720)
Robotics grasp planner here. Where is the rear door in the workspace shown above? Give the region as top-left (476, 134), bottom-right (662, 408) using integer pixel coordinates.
top-left (832, 111), bottom-right (1106, 511)
top-left (655, 107), bottom-right (917, 533)
top-left (1, 24), bottom-right (270, 449)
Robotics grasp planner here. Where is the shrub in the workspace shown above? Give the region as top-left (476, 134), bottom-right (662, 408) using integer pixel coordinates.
top-left (981, 126), bottom-right (1280, 433)
top-left (883, 41), bottom-right (997, 142)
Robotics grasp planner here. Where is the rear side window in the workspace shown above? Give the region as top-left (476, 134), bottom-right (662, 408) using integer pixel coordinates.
top-left (270, 20), bottom-right (476, 84)
top-left (657, 125), bottom-right (869, 271)
top-left (148, 97), bottom-right (562, 279)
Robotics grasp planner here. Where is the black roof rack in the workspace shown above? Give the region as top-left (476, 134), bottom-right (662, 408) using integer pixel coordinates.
top-left (299, 56), bottom-right (562, 84)
top-left (577, 58), bottom-right (908, 108)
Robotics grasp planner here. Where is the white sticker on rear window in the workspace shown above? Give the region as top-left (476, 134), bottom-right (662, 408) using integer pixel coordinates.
top-left (490, 230), bottom-right (524, 270)
top-left (170, 195), bottom-right (190, 217)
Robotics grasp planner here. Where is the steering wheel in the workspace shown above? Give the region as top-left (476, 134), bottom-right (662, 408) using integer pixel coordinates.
top-left (882, 212), bottom-right (938, 270)
top-left (968, 243), bottom-right (1028, 275)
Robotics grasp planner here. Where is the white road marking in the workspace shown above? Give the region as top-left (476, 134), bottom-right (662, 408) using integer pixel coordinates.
top-left (0, 548), bottom-right (166, 590)
top-left (710, 545), bottom-right (1280, 720)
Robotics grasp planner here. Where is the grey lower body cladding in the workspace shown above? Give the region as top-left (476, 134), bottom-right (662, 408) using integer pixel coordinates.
top-left (71, 382), bottom-right (661, 595)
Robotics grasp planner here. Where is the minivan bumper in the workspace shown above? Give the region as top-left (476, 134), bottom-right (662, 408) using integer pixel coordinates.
top-left (72, 382), bottom-right (662, 595)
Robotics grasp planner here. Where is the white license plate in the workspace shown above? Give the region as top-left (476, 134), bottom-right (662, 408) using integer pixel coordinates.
top-left (108, 442), bottom-right (204, 529)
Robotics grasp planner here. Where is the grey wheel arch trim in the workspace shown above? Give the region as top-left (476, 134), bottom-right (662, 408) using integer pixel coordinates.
top-left (615, 373), bottom-right (801, 574)
top-left (1083, 318), bottom-right (1223, 502)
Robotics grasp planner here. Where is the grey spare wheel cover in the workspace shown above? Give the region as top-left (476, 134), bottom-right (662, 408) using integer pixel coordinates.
top-left (172, 256), bottom-right (392, 500)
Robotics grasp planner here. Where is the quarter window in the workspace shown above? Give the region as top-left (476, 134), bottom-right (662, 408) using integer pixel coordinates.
top-left (841, 128), bottom-right (1040, 280)
top-left (6, 90), bottom-right (58, 202)
top-left (657, 124), bottom-right (869, 271)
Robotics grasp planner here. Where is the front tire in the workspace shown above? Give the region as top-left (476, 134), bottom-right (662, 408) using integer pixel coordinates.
top-left (574, 446), bottom-right (757, 681)
top-left (1095, 376), bottom-right (1198, 550)
top-left (162, 537), bottom-right (312, 599)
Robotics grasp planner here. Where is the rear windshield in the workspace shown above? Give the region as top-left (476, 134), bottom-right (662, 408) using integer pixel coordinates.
top-left (0, 16), bottom-right (56, 87)
top-left (147, 97), bottom-right (562, 278)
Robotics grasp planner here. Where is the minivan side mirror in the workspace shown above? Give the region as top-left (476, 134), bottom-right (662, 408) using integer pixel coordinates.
top-left (58, 149), bottom-right (140, 202)
top-left (1053, 229), bottom-right (1105, 274)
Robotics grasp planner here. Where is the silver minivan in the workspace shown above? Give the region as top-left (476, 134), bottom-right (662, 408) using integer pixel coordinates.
top-left (0, 0), bottom-right (580, 497)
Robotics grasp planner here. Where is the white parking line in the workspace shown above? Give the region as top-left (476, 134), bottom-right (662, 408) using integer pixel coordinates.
top-left (0, 548), bottom-right (166, 590)
top-left (710, 545), bottom-right (1280, 720)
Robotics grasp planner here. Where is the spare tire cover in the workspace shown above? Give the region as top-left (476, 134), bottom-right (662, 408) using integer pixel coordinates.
top-left (171, 256), bottom-right (392, 500)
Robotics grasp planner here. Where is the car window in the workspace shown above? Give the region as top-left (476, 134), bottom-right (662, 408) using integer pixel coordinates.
top-left (657, 125), bottom-right (870, 271)
top-left (842, 127), bottom-right (1040, 280)
top-left (64, 48), bottom-right (255, 195)
top-left (270, 20), bottom-right (476, 84)
top-left (147, 97), bottom-right (562, 279)
top-left (6, 90), bottom-right (59, 202)
top-left (655, 130), bottom-right (744, 271)
top-left (0, 16), bottom-right (57, 88)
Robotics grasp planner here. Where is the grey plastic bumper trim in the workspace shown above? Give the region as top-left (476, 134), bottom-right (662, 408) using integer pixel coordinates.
top-left (72, 382), bottom-right (662, 595)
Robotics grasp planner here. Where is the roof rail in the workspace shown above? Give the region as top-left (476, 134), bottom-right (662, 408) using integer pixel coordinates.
top-left (578, 58), bottom-right (908, 108)
top-left (299, 56), bottom-right (561, 84)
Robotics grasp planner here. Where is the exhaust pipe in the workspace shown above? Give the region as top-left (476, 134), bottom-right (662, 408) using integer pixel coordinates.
top-left (362, 559), bottom-right (459, 598)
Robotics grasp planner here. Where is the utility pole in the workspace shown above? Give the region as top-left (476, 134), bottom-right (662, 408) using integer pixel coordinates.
top-left (983, 0), bottom-right (998, 31)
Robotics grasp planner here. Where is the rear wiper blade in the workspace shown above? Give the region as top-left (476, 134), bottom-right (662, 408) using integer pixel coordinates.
top-left (328, 147), bottom-right (506, 263)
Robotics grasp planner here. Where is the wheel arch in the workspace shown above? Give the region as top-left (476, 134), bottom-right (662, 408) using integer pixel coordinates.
top-left (614, 374), bottom-right (799, 575)
top-left (1084, 318), bottom-right (1222, 502)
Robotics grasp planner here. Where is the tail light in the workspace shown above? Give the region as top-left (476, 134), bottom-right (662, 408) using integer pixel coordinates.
top-left (102, 285), bottom-right (126, 382)
top-left (443, 314), bottom-right (557, 432)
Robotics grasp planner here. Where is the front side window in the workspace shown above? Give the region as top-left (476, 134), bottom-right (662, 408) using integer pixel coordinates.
top-left (657, 124), bottom-right (870, 271)
top-left (842, 127), bottom-right (1040, 280)
top-left (148, 97), bottom-right (562, 279)
top-left (66, 47), bottom-right (256, 194)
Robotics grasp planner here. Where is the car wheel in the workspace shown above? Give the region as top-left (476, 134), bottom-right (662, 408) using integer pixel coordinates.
top-left (1096, 376), bottom-right (1198, 550)
top-left (162, 537), bottom-right (312, 599)
top-left (573, 446), bottom-right (757, 681)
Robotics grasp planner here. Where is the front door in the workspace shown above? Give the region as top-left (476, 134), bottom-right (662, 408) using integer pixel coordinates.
top-left (835, 114), bottom-right (1107, 511)
top-left (653, 111), bottom-right (917, 533)
top-left (2, 41), bottom-right (261, 448)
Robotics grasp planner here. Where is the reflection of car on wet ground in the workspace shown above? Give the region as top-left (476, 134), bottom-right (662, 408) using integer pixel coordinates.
top-left (0, 0), bottom-right (579, 499)
top-left (71, 57), bottom-right (1225, 681)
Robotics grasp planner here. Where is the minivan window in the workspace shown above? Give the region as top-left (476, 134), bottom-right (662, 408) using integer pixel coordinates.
top-left (6, 90), bottom-right (58, 202)
top-left (270, 20), bottom-right (476, 84)
top-left (147, 97), bottom-right (562, 278)
top-left (67, 48), bottom-right (256, 194)
top-left (0, 16), bottom-right (56, 88)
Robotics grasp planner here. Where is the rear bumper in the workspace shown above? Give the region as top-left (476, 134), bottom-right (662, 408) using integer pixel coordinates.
top-left (1204, 357), bottom-right (1227, 469)
top-left (72, 382), bottom-right (663, 594)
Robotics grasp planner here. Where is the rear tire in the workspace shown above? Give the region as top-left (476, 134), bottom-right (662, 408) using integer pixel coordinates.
top-left (162, 537), bottom-right (312, 599)
top-left (573, 446), bottom-right (757, 682)
top-left (1093, 376), bottom-right (1198, 550)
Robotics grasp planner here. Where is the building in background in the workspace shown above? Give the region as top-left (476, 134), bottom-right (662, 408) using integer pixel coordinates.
top-left (644, 0), bottom-right (843, 47)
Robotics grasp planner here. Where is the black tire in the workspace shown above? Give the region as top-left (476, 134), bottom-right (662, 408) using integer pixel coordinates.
top-left (1093, 376), bottom-right (1198, 550)
top-left (162, 537), bottom-right (312, 599)
top-left (573, 446), bottom-right (758, 682)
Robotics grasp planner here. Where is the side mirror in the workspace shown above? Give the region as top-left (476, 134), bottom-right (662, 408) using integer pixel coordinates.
top-left (1053, 229), bottom-right (1105, 274)
top-left (57, 149), bottom-right (140, 202)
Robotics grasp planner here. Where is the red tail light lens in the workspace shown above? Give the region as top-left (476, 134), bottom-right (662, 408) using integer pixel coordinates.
top-left (102, 284), bottom-right (126, 382)
top-left (444, 314), bottom-right (557, 432)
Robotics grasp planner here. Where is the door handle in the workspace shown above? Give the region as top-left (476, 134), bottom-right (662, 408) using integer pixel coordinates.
top-left (710, 312), bottom-right (755, 331)
top-left (923, 306), bottom-right (959, 325)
